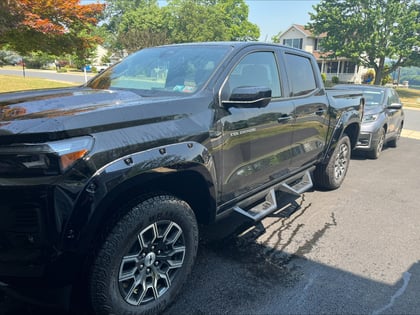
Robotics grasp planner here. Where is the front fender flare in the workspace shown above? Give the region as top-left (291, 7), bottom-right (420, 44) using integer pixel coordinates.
top-left (62, 141), bottom-right (217, 251)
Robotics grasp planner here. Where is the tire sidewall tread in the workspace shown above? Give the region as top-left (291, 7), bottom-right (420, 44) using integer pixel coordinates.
top-left (89, 195), bottom-right (198, 315)
top-left (313, 134), bottom-right (351, 190)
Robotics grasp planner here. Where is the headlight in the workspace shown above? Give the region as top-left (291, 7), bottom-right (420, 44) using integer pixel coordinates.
top-left (362, 114), bottom-right (379, 122)
top-left (0, 136), bottom-right (94, 177)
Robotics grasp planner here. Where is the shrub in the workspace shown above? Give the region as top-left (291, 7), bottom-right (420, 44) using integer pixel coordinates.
top-left (332, 76), bottom-right (339, 84)
top-left (321, 73), bottom-right (327, 84)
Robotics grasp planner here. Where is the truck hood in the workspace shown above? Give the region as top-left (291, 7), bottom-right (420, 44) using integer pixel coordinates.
top-left (0, 87), bottom-right (192, 143)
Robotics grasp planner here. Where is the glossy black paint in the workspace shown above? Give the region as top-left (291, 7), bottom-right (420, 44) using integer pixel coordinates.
top-left (0, 42), bottom-right (363, 289)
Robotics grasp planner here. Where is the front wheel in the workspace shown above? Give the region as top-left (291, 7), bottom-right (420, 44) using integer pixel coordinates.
top-left (89, 195), bottom-right (198, 315)
top-left (367, 127), bottom-right (385, 159)
top-left (313, 134), bottom-right (351, 190)
top-left (388, 123), bottom-right (402, 148)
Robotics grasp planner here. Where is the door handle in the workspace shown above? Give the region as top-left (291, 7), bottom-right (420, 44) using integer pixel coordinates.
top-left (277, 115), bottom-right (292, 123)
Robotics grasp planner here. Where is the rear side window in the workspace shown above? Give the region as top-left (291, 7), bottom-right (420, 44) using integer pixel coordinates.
top-left (387, 89), bottom-right (400, 106)
top-left (284, 53), bottom-right (317, 97)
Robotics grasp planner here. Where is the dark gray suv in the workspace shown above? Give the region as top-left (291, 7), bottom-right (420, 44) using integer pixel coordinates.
top-left (335, 84), bottom-right (404, 159)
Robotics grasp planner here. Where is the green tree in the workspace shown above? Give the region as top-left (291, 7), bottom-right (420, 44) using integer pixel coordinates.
top-left (165, 0), bottom-right (259, 42)
top-left (308, 0), bottom-right (420, 85)
top-left (216, 0), bottom-right (259, 41)
top-left (116, 1), bottom-right (168, 53)
top-left (164, 0), bottom-right (228, 42)
top-left (271, 31), bottom-right (283, 44)
top-left (103, 0), bottom-right (259, 51)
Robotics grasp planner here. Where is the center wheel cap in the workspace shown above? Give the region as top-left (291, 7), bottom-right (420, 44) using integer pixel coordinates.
top-left (144, 252), bottom-right (156, 267)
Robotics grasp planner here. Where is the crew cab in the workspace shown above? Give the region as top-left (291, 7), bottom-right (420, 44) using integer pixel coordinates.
top-left (0, 42), bottom-right (363, 314)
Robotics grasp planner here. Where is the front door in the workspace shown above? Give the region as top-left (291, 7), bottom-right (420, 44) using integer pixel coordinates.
top-left (216, 50), bottom-right (295, 204)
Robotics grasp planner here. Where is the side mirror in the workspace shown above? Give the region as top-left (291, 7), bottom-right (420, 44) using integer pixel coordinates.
top-left (222, 86), bottom-right (272, 108)
top-left (387, 103), bottom-right (402, 110)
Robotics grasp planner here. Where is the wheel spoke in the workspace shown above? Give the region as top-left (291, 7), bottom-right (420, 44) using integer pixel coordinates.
top-left (139, 223), bottom-right (158, 248)
top-left (125, 278), bottom-right (143, 304)
top-left (163, 222), bottom-right (182, 246)
top-left (119, 254), bottom-right (139, 282)
top-left (152, 271), bottom-right (171, 298)
top-left (166, 246), bottom-right (186, 269)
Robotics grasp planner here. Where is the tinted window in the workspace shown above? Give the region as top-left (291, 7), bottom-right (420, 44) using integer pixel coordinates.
top-left (284, 53), bottom-right (317, 97)
top-left (223, 51), bottom-right (282, 98)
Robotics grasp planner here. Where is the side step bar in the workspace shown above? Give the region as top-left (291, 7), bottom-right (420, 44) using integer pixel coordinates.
top-left (233, 169), bottom-right (313, 221)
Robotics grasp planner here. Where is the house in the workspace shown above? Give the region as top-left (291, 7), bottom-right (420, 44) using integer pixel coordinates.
top-left (278, 24), bottom-right (368, 84)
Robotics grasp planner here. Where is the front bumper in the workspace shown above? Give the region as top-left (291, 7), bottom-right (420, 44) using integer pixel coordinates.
top-left (355, 132), bottom-right (373, 150)
top-left (0, 186), bottom-right (51, 278)
top-left (0, 185), bottom-right (82, 286)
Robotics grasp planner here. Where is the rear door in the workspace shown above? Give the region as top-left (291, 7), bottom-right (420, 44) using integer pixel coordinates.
top-left (282, 51), bottom-right (330, 171)
top-left (385, 88), bottom-right (404, 136)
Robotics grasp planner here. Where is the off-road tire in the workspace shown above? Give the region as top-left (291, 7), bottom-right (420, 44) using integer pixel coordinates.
top-left (313, 134), bottom-right (351, 190)
top-left (89, 194), bottom-right (198, 315)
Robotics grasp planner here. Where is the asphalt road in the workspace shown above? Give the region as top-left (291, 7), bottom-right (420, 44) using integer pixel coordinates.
top-left (0, 107), bottom-right (419, 313)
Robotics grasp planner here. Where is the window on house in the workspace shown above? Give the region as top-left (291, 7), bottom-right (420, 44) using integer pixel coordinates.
top-left (314, 38), bottom-right (324, 51)
top-left (343, 61), bottom-right (356, 74)
top-left (317, 62), bottom-right (322, 72)
top-left (325, 61), bottom-right (338, 74)
top-left (283, 38), bottom-right (303, 49)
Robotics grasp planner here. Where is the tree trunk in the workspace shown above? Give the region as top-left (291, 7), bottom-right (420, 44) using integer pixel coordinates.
top-left (374, 57), bottom-right (385, 85)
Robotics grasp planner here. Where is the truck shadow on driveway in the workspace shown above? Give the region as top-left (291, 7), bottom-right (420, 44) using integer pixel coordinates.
top-left (1, 199), bottom-right (419, 315)
top-left (165, 198), bottom-right (420, 315)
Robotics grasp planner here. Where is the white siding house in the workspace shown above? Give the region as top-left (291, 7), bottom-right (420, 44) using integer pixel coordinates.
top-left (278, 24), bottom-right (368, 84)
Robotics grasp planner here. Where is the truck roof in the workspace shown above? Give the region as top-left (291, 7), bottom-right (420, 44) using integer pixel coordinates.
top-left (156, 41), bottom-right (310, 55)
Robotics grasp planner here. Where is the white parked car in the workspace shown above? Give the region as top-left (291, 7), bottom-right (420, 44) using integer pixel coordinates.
top-left (96, 63), bottom-right (113, 72)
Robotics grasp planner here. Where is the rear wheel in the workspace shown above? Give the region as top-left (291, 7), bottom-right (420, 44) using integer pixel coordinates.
top-left (367, 127), bottom-right (385, 159)
top-left (89, 195), bottom-right (198, 315)
top-left (313, 134), bottom-right (351, 190)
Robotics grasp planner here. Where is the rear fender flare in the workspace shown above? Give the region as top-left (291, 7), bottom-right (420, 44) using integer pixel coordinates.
top-left (322, 109), bottom-right (361, 163)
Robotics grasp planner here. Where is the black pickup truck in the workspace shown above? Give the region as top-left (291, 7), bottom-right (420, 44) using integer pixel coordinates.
top-left (0, 42), bottom-right (363, 314)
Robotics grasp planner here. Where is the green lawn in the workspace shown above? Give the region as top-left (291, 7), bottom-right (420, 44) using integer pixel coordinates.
top-left (396, 87), bottom-right (420, 108)
top-left (0, 74), bottom-right (76, 93)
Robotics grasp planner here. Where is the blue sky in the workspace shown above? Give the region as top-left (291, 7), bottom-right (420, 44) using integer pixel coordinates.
top-left (246, 0), bottom-right (320, 41)
top-left (81, 0), bottom-right (320, 41)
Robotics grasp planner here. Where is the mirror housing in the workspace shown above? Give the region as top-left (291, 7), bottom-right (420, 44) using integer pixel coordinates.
top-left (222, 86), bottom-right (272, 108)
top-left (387, 103), bottom-right (402, 110)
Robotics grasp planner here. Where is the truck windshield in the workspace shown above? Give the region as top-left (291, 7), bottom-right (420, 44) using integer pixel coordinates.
top-left (87, 45), bottom-right (231, 95)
